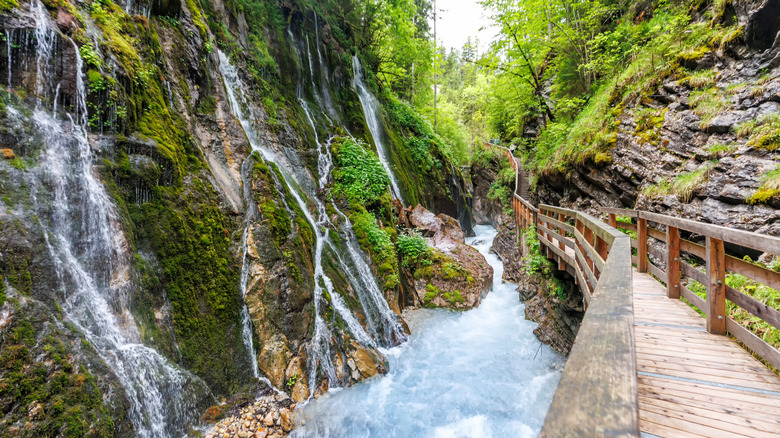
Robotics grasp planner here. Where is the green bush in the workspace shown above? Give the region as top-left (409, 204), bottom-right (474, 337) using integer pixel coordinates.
top-left (397, 230), bottom-right (432, 267)
top-left (332, 138), bottom-right (390, 204)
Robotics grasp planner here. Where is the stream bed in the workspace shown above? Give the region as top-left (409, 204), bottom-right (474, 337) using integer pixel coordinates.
top-left (292, 225), bottom-right (563, 438)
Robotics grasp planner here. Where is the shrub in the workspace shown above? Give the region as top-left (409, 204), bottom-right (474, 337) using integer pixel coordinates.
top-left (332, 138), bottom-right (390, 204)
top-left (397, 230), bottom-right (431, 267)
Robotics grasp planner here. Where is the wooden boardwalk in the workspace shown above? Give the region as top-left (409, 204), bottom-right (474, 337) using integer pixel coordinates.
top-left (633, 270), bottom-right (780, 437)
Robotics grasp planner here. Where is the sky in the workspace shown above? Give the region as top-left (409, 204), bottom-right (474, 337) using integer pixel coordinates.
top-left (431, 0), bottom-right (498, 53)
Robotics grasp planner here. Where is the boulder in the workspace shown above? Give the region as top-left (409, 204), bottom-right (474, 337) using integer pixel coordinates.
top-left (399, 205), bottom-right (493, 309)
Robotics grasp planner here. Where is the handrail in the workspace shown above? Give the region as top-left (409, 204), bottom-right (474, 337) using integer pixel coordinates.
top-left (603, 207), bottom-right (780, 370)
top-left (485, 143), bottom-right (639, 436)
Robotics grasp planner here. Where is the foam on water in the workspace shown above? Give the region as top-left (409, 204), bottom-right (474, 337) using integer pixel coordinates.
top-left (292, 225), bottom-right (563, 437)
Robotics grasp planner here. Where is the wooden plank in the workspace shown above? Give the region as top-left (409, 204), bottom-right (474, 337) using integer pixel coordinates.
top-left (667, 226), bottom-right (681, 299)
top-left (727, 255), bottom-right (780, 293)
top-left (725, 286), bottom-right (780, 332)
top-left (636, 359), bottom-right (780, 389)
top-left (638, 210), bottom-right (780, 256)
top-left (618, 222), bottom-right (638, 232)
top-left (706, 237), bottom-right (727, 335)
top-left (638, 409), bottom-right (756, 438)
top-left (681, 262), bottom-right (706, 285)
top-left (539, 236), bottom-right (575, 267)
top-left (540, 235), bottom-right (637, 438)
top-left (537, 213), bottom-right (575, 234)
top-left (638, 218), bottom-right (648, 273)
top-left (680, 284), bottom-right (708, 314)
top-left (639, 374), bottom-right (780, 406)
top-left (574, 227), bottom-right (606, 272)
top-left (648, 262), bottom-right (668, 284)
top-left (639, 378), bottom-right (780, 412)
top-left (601, 207), bottom-right (637, 218)
top-left (647, 226), bottom-right (666, 242)
top-left (575, 244), bottom-right (598, 293)
top-left (726, 318), bottom-right (780, 371)
top-left (639, 396), bottom-right (780, 436)
top-left (681, 238), bottom-right (780, 292)
top-left (538, 226), bottom-right (575, 249)
top-left (639, 419), bottom-right (711, 438)
top-left (577, 211), bottom-right (621, 246)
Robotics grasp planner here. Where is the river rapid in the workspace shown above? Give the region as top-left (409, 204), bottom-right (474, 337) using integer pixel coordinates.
top-left (292, 225), bottom-right (563, 438)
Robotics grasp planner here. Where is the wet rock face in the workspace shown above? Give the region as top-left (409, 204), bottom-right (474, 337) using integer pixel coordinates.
top-left (470, 154), bottom-right (505, 227)
top-left (398, 205), bottom-right (493, 310)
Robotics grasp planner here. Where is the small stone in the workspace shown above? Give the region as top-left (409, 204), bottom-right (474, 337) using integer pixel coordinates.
top-left (279, 408), bottom-right (293, 432)
top-left (27, 402), bottom-right (43, 420)
top-left (263, 412), bottom-right (274, 427)
top-left (1, 149), bottom-right (14, 160)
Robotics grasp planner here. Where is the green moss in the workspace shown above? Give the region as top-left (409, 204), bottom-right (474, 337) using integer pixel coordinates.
top-left (0, 322), bottom-right (115, 437)
top-left (735, 114), bottom-right (780, 151)
top-left (0, 0), bottom-right (17, 12)
top-left (748, 167), bottom-right (780, 205)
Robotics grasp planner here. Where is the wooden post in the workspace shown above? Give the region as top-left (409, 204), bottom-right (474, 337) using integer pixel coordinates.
top-left (706, 236), bottom-right (726, 335)
top-left (584, 226), bottom-right (595, 274)
top-left (595, 236), bottom-right (607, 280)
top-left (609, 213), bottom-right (617, 228)
top-left (666, 226), bottom-right (681, 299)
top-left (557, 213), bottom-right (565, 271)
top-left (637, 217), bottom-right (648, 273)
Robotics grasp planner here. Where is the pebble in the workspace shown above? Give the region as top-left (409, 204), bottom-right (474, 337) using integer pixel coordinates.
top-left (205, 393), bottom-right (294, 438)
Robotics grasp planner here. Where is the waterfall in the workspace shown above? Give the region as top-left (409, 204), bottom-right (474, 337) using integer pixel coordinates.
top-left (350, 56), bottom-right (405, 204)
top-left (25, 5), bottom-right (211, 436)
top-left (239, 228), bottom-right (261, 379)
top-left (218, 48), bottom-right (405, 397)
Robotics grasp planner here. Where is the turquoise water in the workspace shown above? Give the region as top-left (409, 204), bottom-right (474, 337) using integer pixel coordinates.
top-left (292, 225), bottom-right (563, 438)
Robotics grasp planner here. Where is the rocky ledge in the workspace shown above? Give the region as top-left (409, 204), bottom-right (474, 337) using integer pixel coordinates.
top-left (205, 393), bottom-right (295, 438)
top-left (397, 205), bottom-right (493, 309)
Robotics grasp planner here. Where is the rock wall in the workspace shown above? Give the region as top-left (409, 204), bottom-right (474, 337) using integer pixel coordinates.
top-left (0, 0), bottom-right (472, 434)
top-left (537, 0), bottom-right (780, 237)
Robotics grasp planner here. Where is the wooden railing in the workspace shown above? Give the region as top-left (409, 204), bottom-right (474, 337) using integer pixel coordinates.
top-left (602, 207), bottom-right (780, 370)
top-left (492, 145), bottom-right (639, 436)
top-left (489, 143), bottom-right (780, 435)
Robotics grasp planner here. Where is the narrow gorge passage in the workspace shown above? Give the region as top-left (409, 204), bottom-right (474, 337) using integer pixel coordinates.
top-left (291, 225), bottom-right (563, 438)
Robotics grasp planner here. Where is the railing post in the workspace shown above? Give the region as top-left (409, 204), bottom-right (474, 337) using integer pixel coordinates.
top-left (608, 213), bottom-right (617, 228)
top-left (595, 236), bottom-right (607, 280)
top-left (706, 236), bottom-right (727, 335)
top-left (637, 216), bottom-right (648, 273)
top-left (557, 213), bottom-right (565, 271)
top-left (666, 226), bottom-right (681, 299)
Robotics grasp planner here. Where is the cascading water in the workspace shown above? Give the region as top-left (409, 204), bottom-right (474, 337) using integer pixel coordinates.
top-left (351, 56), bottom-right (405, 204)
top-left (239, 228), bottom-right (261, 379)
top-left (292, 226), bottom-right (563, 437)
top-left (25, 6), bottom-right (211, 436)
top-left (218, 44), bottom-right (405, 397)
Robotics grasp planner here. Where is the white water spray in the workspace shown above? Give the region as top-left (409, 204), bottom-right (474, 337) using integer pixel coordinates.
top-left (351, 56), bottom-right (405, 204)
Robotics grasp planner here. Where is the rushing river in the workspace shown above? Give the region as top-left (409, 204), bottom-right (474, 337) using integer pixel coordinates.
top-left (292, 225), bottom-right (563, 438)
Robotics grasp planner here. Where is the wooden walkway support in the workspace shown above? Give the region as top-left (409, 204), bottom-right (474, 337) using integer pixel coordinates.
top-left (488, 144), bottom-right (780, 437)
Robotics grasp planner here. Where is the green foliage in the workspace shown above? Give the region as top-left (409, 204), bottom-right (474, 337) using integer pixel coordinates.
top-left (332, 138), bottom-right (390, 205)
top-left (748, 166), bottom-right (780, 205)
top-left (0, 320), bottom-right (115, 437)
top-left (79, 43), bottom-right (102, 70)
top-left (734, 114), bottom-right (780, 151)
top-left (690, 87), bottom-right (728, 128)
top-left (0, 0), bottom-right (18, 12)
top-left (351, 208), bottom-right (394, 265)
top-left (397, 230), bottom-right (431, 267)
top-left (642, 161), bottom-right (716, 203)
top-left (521, 226), bottom-right (553, 276)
